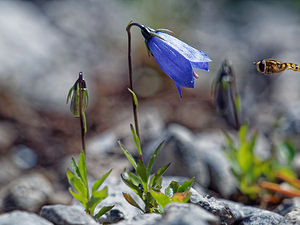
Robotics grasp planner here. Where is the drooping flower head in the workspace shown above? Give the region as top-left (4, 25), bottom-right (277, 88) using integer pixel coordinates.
top-left (140, 25), bottom-right (211, 98)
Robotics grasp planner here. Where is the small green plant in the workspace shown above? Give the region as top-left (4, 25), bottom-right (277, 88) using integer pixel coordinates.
top-left (119, 124), bottom-right (194, 213)
top-left (223, 124), bottom-right (295, 199)
top-left (66, 72), bottom-right (113, 219)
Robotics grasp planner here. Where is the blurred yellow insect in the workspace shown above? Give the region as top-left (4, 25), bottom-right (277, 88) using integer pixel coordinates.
top-left (254, 58), bottom-right (300, 75)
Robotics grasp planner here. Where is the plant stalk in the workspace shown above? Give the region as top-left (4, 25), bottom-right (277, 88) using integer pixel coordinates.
top-left (127, 21), bottom-right (143, 139)
top-left (78, 73), bottom-right (90, 215)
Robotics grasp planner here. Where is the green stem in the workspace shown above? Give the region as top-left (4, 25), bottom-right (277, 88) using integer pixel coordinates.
top-left (126, 21), bottom-right (142, 139)
top-left (78, 72), bottom-right (90, 215)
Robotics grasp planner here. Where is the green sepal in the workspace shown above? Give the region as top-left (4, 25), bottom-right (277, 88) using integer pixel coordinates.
top-left (92, 169), bottom-right (112, 193)
top-left (66, 87), bottom-right (74, 104)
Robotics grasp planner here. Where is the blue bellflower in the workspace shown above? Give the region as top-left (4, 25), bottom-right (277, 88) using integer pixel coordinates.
top-left (141, 26), bottom-right (211, 98)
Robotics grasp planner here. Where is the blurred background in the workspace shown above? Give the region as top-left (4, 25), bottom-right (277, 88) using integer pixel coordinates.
top-left (1, 0), bottom-right (300, 213)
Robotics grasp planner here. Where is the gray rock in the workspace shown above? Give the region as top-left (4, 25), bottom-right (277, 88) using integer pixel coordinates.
top-left (41, 205), bottom-right (98, 225)
top-left (144, 124), bottom-right (236, 197)
top-left (190, 188), bottom-right (237, 224)
top-left (238, 211), bottom-right (290, 225)
top-left (143, 124), bottom-right (210, 188)
top-left (286, 208), bottom-right (300, 224)
top-left (195, 130), bottom-right (237, 197)
top-left (117, 213), bottom-right (162, 225)
top-left (159, 203), bottom-right (219, 225)
top-left (12, 145), bottom-right (37, 169)
top-left (0, 172), bottom-right (53, 212)
top-left (0, 210), bottom-right (53, 225)
top-left (0, 157), bottom-right (20, 187)
top-left (92, 176), bottom-right (141, 223)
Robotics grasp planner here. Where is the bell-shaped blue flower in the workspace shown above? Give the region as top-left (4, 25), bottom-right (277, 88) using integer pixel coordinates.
top-left (141, 27), bottom-right (211, 98)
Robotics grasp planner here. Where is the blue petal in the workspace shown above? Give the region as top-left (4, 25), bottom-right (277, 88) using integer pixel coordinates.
top-left (148, 35), bottom-right (194, 96)
top-left (156, 32), bottom-right (211, 64)
top-left (191, 62), bottom-right (209, 71)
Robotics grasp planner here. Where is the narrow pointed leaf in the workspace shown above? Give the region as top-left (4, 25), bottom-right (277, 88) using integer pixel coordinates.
top-left (121, 173), bottom-right (142, 198)
top-left (128, 88), bottom-right (138, 107)
top-left (136, 155), bottom-right (147, 184)
top-left (89, 187), bottom-right (108, 216)
top-left (122, 193), bottom-right (144, 212)
top-left (95, 205), bottom-right (114, 220)
top-left (130, 124), bottom-right (142, 155)
top-left (147, 141), bottom-right (165, 178)
top-left (71, 157), bottom-right (81, 178)
top-left (78, 152), bottom-right (87, 185)
top-left (118, 140), bottom-right (137, 170)
top-left (178, 177), bottom-right (194, 193)
top-left (69, 187), bottom-right (88, 207)
top-left (150, 163), bottom-right (171, 187)
top-left (66, 169), bottom-right (87, 196)
top-left (92, 169), bottom-right (112, 193)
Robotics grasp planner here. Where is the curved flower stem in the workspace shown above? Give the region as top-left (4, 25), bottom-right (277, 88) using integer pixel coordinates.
top-left (78, 72), bottom-right (90, 215)
top-left (126, 21), bottom-right (144, 139)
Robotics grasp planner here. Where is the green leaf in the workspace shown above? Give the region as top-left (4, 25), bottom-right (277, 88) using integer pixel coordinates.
top-left (89, 187), bottom-right (108, 216)
top-left (165, 181), bottom-right (180, 197)
top-left (150, 190), bottom-right (171, 210)
top-left (128, 88), bottom-right (138, 107)
top-left (238, 124), bottom-right (248, 142)
top-left (92, 169), bottom-right (112, 193)
top-left (95, 205), bottom-right (114, 220)
top-left (71, 157), bottom-right (81, 179)
top-left (171, 192), bottom-right (191, 203)
top-left (249, 131), bottom-right (257, 153)
top-left (136, 155), bottom-right (148, 184)
top-left (125, 170), bottom-right (142, 186)
top-left (69, 187), bottom-right (88, 207)
top-left (237, 142), bottom-right (252, 173)
top-left (78, 152), bottom-right (87, 185)
top-left (130, 124), bottom-right (142, 156)
top-left (118, 140), bottom-right (137, 170)
top-left (122, 193), bottom-right (144, 212)
top-left (178, 177), bottom-right (194, 193)
top-left (150, 163), bottom-right (171, 188)
top-left (121, 173), bottom-right (143, 199)
top-left (66, 169), bottom-right (87, 196)
top-left (147, 141), bottom-right (165, 178)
